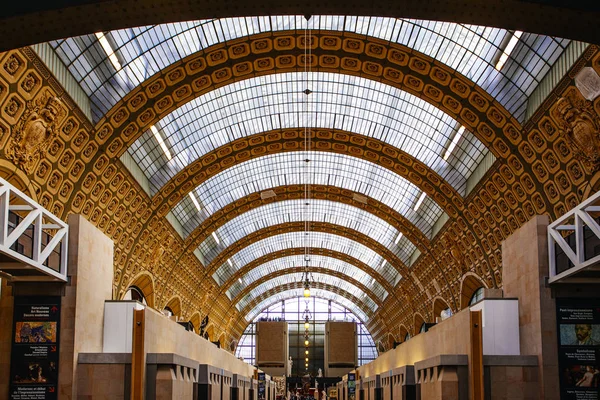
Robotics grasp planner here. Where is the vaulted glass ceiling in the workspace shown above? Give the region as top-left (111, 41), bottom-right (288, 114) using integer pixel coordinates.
top-left (212, 231), bottom-right (401, 287)
top-left (49, 16), bottom-right (568, 122)
top-left (236, 273), bottom-right (378, 313)
top-left (227, 254), bottom-right (389, 302)
top-left (198, 199), bottom-right (417, 266)
top-left (175, 152), bottom-right (444, 240)
top-left (245, 288), bottom-right (370, 322)
top-left (128, 72), bottom-right (485, 195)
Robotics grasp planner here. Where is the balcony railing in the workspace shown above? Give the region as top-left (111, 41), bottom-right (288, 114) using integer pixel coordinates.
top-left (0, 177), bottom-right (68, 281)
top-left (548, 189), bottom-right (600, 284)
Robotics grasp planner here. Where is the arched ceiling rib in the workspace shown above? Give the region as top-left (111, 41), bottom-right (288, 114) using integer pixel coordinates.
top-left (181, 184), bottom-right (430, 256)
top-left (49, 18), bottom-right (568, 122)
top-left (241, 285), bottom-right (375, 323)
top-left (173, 151), bottom-right (445, 240)
top-left (198, 199), bottom-right (417, 267)
top-left (228, 257), bottom-right (389, 302)
top-left (210, 229), bottom-right (405, 288)
top-left (128, 72), bottom-right (486, 196)
top-left (220, 247), bottom-right (396, 296)
top-left (234, 272), bottom-right (381, 312)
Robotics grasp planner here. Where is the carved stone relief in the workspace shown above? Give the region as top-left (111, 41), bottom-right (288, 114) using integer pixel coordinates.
top-left (5, 90), bottom-right (66, 173)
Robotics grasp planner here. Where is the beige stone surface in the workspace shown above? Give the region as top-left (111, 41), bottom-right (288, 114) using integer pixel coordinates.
top-left (59, 214), bottom-right (114, 399)
top-left (143, 306), bottom-right (255, 377)
top-left (502, 215), bottom-right (559, 400)
top-left (76, 363), bottom-right (127, 399)
top-left (357, 309), bottom-right (471, 378)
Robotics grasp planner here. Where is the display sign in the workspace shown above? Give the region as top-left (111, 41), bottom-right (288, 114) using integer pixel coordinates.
top-left (258, 372), bottom-right (266, 400)
top-left (348, 373), bottom-right (356, 400)
top-left (556, 298), bottom-right (600, 400)
top-left (9, 296), bottom-right (61, 400)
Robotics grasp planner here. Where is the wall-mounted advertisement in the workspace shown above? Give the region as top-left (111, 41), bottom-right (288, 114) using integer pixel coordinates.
top-left (9, 296), bottom-right (61, 400)
top-left (556, 298), bottom-right (600, 400)
top-left (348, 373), bottom-right (356, 400)
top-left (258, 372), bottom-right (266, 400)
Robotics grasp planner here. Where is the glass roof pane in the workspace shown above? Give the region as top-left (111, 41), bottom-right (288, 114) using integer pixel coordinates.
top-left (49, 16), bottom-right (569, 123)
top-left (198, 199), bottom-right (416, 266)
top-left (245, 288), bottom-right (370, 322)
top-left (174, 152), bottom-right (444, 239)
top-left (212, 231), bottom-right (401, 288)
top-left (228, 254), bottom-right (389, 301)
top-left (236, 273), bottom-right (378, 313)
top-left (128, 72), bottom-right (485, 196)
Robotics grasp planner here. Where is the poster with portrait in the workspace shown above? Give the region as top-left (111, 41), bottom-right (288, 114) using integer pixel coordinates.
top-left (556, 298), bottom-right (600, 400)
top-left (258, 372), bottom-right (266, 400)
top-left (9, 296), bottom-right (61, 400)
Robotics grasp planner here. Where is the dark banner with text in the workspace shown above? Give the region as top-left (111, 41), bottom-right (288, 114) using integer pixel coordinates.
top-left (557, 298), bottom-right (600, 400)
top-left (9, 296), bottom-right (61, 400)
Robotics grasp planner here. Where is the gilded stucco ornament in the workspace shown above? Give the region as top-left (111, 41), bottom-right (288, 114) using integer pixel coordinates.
top-left (6, 91), bottom-right (66, 173)
top-left (552, 88), bottom-right (600, 172)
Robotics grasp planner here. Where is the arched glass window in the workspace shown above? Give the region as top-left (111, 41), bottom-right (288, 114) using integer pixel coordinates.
top-left (469, 287), bottom-right (485, 306)
top-left (404, 332), bottom-right (411, 342)
top-left (235, 296), bottom-right (377, 372)
top-left (440, 307), bottom-right (453, 321)
top-left (163, 306), bottom-right (174, 317)
top-left (124, 286), bottom-right (147, 305)
top-left (419, 323), bottom-right (427, 334)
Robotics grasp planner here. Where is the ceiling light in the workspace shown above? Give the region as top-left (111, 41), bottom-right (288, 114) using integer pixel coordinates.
top-left (211, 231), bottom-right (220, 244)
top-left (95, 32), bottom-right (121, 71)
top-left (394, 232), bottom-right (403, 245)
top-left (443, 126), bottom-right (465, 161)
top-left (495, 31), bottom-right (523, 71)
top-left (305, 350), bottom-right (309, 355)
top-left (304, 322), bottom-right (310, 329)
top-left (189, 193), bottom-right (201, 212)
top-left (304, 340), bottom-right (309, 346)
top-left (414, 192), bottom-right (426, 212)
top-left (305, 358), bottom-right (309, 362)
top-left (150, 125), bottom-right (172, 161)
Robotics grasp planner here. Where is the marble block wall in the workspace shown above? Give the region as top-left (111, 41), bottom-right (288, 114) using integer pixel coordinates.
top-left (501, 215), bottom-right (559, 400)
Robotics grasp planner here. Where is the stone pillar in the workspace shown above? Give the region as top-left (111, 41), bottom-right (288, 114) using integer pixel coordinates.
top-left (60, 214), bottom-right (114, 398)
top-left (501, 215), bottom-right (559, 400)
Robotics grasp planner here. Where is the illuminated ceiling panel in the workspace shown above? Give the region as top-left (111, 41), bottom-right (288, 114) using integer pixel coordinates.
top-left (49, 16), bottom-right (568, 122)
top-left (236, 273), bottom-right (378, 313)
top-left (174, 152), bottom-right (444, 240)
top-left (198, 199), bottom-right (417, 266)
top-left (127, 72), bottom-right (485, 196)
top-left (212, 231), bottom-right (401, 287)
top-left (245, 288), bottom-right (370, 322)
top-left (228, 254), bottom-right (389, 301)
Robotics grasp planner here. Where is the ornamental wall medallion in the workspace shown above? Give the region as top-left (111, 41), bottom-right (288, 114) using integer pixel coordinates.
top-left (5, 90), bottom-right (66, 173)
top-left (551, 87), bottom-right (600, 173)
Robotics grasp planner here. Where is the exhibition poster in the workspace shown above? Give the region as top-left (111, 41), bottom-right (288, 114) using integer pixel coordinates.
top-left (556, 298), bottom-right (600, 400)
top-left (9, 296), bottom-right (61, 400)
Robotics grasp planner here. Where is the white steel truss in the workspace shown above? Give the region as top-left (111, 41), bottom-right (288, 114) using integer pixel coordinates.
top-left (0, 177), bottom-right (68, 281)
top-left (548, 189), bottom-right (600, 284)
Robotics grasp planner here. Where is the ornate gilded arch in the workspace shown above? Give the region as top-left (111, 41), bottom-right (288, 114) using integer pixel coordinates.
top-left (228, 266), bottom-right (386, 309)
top-left (124, 271), bottom-right (156, 309)
top-left (233, 282), bottom-right (377, 331)
top-left (204, 221), bottom-right (414, 280)
top-left (219, 247), bottom-right (396, 295)
top-left (459, 272), bottom-right (488, 309)
top-left (95, 31), bottom-right (518, 164)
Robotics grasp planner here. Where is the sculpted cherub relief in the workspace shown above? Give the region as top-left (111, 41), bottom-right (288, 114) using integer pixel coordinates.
top-left (551, 88), bottom-right (600, 172)
top-left (6, 91), bottom-right (66, 173)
